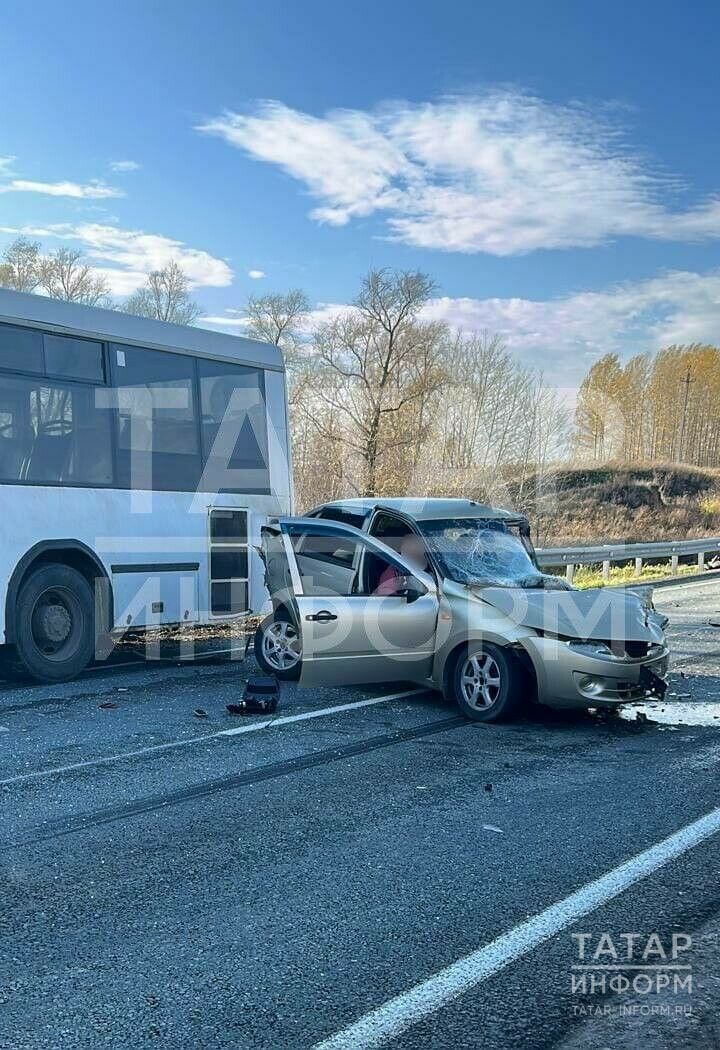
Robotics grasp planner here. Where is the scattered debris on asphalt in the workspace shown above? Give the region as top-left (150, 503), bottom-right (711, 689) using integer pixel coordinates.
top-left (482, 824), bottom-right (504, 833)
top-left (193, 708), bottom-right (208, 719)
top-left (99, 701), bottom-right (118, 710)
top-left (483, 782), bottom-right (493, 792)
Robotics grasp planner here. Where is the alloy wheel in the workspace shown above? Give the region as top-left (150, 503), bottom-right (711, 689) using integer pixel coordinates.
top-left (460, 651), bottom-right (502, 709)
top-left (262, 619), bottom-right (301, 671)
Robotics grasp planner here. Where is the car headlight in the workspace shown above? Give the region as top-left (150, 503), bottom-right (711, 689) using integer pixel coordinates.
top-left (566, 640), bottom-right (614, 657)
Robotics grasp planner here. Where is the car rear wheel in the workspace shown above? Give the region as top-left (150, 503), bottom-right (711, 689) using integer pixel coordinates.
top-left (254, 611), bottom-right (302, 680)
top-left (448, 642), bottom-right (522, 723)
top-left (12, 564), bottom-right (96, 683)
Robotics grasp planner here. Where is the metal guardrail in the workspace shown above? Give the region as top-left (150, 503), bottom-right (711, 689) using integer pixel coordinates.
top-left (536, 537), bottom-right (720, 583)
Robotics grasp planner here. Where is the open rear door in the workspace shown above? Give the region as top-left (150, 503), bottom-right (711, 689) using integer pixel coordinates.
top-left (261, 517), bottom-right (438, 688)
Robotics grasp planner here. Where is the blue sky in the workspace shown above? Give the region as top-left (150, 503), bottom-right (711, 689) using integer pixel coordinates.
top-left (1, 0), bottom-right (719, 386)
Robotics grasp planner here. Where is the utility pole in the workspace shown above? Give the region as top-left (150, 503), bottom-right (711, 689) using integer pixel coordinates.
top-left (678, 367), bottom-right (693, 462)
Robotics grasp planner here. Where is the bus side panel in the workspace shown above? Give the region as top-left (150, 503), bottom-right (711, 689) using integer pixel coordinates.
top-left (111, 567), bottom-right (200, 629)
top-left (0, 485), bottom-right (288, 640)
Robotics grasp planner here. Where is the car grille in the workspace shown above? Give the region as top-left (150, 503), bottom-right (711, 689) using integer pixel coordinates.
top-left (602, 640), bottom-right (665, 660)
top-left (624, 640), bottom-right (652, 659)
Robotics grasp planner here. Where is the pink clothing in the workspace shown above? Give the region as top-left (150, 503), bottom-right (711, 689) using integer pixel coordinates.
top-left (374, 564), bottom-right (402, 595)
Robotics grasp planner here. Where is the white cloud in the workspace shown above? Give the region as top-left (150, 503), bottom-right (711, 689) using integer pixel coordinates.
top-left (109, 160), bottom-right (141, 172)
top-left (198, 93), bottom-right (720, 255)
top-left (0, 179), bottom-right (124, 200)
top-left (198, 103), bottom-right (408, 229)
top-left (0, 222), bottom-right (233, 294)
top-left (421, 269), bottom-right (720, 382)
top-left (248, 269), bottom-right (265, 279)
top-left (199, 315), bottom-right (249, 329)
top-left (0, 156), bottom-right (16, 175)
top-left (300, 302), bottom-right (352, 331)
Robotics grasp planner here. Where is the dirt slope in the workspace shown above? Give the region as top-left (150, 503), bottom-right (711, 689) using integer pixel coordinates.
top-left (513, 464), bottom-right (720, 546)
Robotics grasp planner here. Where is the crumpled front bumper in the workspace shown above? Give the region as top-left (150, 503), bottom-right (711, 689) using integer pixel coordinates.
top-left (522, 636), bottom-right (670, 710)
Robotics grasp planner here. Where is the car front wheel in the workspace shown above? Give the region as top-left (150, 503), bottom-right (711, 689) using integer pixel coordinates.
top-left (254, 611), bottom-right (302, 680)
top-left (448, 642), bottom-right (522, 723)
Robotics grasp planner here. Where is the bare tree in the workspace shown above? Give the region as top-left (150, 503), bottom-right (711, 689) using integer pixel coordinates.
top-left (0, 237), bottom-right (42, 292)
top-left (242, 272), bottom-right (569, 512)
top-left (123, 261), bottom-right (199, 325)
top-left (437, 331), bottom-right (523, 470)
top-left (39, 248), bottom-right (110, 306)
top-left (308, 269), bottom-right (444, 496)
top-left (244, 289), bottom-right (310, 349)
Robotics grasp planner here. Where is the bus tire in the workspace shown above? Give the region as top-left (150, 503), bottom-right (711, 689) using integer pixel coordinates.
top-left (13, 564), bottom-right (96, 683)
top-left (0, 649), bottom-right (30, 682)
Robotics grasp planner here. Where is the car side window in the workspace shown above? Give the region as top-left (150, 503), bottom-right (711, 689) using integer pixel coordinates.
top-left (288, 528), bottom-right (407, 597)
top-left (290, 530), bottom-right (359, 596)
top-left (314, 507), bottom-right (367, 530)
top-left (369, 512), bottom-right (410, 553)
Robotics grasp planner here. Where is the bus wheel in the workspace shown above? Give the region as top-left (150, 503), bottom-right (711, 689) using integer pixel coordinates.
top-left (13, 564), bottom-right (96, 683)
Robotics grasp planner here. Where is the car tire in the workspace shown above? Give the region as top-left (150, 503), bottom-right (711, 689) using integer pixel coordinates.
top-left (447, 641), bottom-right (523, 723)
top-left (13, 564), bottom-right (96, 683)
top-left (254, 610), bottom-right (302, 681)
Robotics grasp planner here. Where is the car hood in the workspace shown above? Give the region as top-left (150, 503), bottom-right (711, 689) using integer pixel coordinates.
top-left (476, 585), bottom-right (663, 643)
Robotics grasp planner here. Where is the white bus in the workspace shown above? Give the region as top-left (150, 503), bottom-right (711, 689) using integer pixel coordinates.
top-left (0, 288), bottom-right (293, 682)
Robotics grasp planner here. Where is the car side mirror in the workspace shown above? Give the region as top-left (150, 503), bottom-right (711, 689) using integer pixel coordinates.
top-left (397, 575), bottom-right (427, 603)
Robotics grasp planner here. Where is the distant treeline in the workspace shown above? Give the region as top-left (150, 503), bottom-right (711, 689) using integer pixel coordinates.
top-left (574, 345), bottom-right (720, 468)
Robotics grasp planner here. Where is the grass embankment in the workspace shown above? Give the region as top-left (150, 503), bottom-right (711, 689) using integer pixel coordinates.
top-left (564, 561), bottom-right (701, 590)
top-left (514, 463), bottom-right (720, 546)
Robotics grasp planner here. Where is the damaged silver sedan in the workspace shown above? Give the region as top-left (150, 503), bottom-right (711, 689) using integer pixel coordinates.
top-left (255, 499), bottom-right (669, 722)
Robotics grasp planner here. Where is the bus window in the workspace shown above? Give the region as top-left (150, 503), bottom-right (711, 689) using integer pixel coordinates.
top-left (0, 376), bottom-right (112, 484)
top-left (0, 323), bottom-right (44, 374)
top-left (198, 360), bottom-right (270, 493)
top-left (44, 334), bottom-right (104, 383)
top-left (111, 344), bottom-right (201, 491)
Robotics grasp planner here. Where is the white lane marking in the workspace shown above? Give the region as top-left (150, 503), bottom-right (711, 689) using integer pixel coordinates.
top-left (314, 804), bottom-right (720, 1050)
top-left (220, 692), bottom-right (422, 737)
top-left (0, 689), bottom-right (425, 788)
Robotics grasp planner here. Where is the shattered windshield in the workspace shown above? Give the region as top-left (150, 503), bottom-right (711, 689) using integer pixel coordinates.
top-left (419, 518), bottom-right (545, 587)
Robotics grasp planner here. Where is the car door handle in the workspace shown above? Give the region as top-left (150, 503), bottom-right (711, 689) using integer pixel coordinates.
top-left (306, 610), bottom-right (338, 622)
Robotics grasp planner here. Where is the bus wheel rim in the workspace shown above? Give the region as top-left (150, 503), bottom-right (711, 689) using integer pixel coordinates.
top-left (30, 587), bottom-right (83, 661)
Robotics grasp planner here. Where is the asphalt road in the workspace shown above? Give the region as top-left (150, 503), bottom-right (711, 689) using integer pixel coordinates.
top-left (2, 578), bottom-right (720, 1050)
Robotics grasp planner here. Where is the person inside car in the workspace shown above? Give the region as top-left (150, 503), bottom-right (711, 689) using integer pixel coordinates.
top-left (375, 533), bottom-right (429, 595)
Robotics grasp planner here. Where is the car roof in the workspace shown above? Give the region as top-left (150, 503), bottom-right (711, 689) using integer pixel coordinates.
top-left (313, 497), bottom-right (527, 523)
